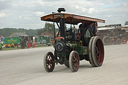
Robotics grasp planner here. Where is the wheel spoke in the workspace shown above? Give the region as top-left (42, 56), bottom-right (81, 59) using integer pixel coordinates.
top-left (72, 59), bottom-right (76, 63)
top-left (74, 64), bottom-right (77, 70)
top-left (72, 53), bottom-right (79, 70)
top-left (44, 52), bottom-right (55, 72)
top-left (69, 51), bottom-right (79, 72)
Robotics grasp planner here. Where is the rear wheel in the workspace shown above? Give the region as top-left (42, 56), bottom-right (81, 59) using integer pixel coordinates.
top-left (92, 36), bottom-right (104, 66)
top-left (89, 36), bottom-right (104, 67)
top-left (43, 52), bottom-right (55, 72)
top-left (69, 51), bottom-right (79, 72)
top-left (21, 42), bottom-right (25, 49)
top-left (89, 37), bottom-right (95, 66)
top-left (26, 41), bottom-right (31, 48)
top-left (103, 36), bottom-right (112, 45)
top-left (116, 39), bottom-right (121, 45)
top-left (122, 37), bottom-right (127, 44)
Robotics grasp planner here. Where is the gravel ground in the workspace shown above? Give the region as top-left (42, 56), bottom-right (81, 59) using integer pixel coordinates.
top-left (0, 44), bottom-right (128, 85)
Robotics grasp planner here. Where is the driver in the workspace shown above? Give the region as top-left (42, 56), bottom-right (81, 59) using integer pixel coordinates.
top-left (88, 22), bottom-right (97, 36)
top-left (78, 22), bottom-right (97, 45)
top-left (78, 23), bottom-right (87, 39)
top-left (78, 23), bottom-right (87, 45)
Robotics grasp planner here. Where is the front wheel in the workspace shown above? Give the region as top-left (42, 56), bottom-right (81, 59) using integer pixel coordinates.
top-left (43, 52), bottom-right (55, 72)
top-left (32, 42), bottom-right (36, 48)
top-left (26, 41), bottom-right (31, 48)
top-left (21, 42), bottom-right (25, 49)
top-left (69, 51), bottom-right (79, 72)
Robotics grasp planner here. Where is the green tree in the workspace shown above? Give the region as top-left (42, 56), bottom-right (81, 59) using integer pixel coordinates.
top-left (38, 23), bottom-right (55, 36)
top-left (0, 28), bottom-right (38, 37)
top-left (124, 21), bottom-right (128, 25)
top-left (43, 23), bottom-right (55, 33)
top-left (37, 29), bottom-right (43, 36)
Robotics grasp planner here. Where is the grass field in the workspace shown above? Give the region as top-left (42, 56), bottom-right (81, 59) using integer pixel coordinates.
top-left (0, 45), bottom-right (50, 51)
top-left (1, 47), bottom-right (20, 51)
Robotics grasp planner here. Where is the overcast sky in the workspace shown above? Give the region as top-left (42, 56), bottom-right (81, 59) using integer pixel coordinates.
top-left (0, 0), bottom-right (128, 29)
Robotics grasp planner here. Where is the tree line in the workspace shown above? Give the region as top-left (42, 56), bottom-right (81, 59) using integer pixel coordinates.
top-left (125, 21), bottom-right (128, 25)
top-left (0, 23), bottom-right (55, 37)
top-left (0, 28), bottom-right (39, 37)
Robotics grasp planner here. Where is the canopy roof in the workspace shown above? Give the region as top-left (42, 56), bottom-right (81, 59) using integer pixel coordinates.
top-left (41, 13), bottom-right (105, 24)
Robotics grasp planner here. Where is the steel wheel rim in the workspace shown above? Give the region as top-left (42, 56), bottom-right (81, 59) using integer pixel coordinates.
top-left (104, 37), bottom-right (111, 45)
top-left (95, 39), bottom-right (104, 64)
top-left (122, 38), bottom-right (127, 44)
top-left (46, 54), bottom-right (54, 71)
top-left (72, 53), bottom-right (79, 71)
top-left (33, 44), bottom-right (35, 48)
top-left (27, 41), bottom-right (31, 48)
top-left (116, 39), bottom-right (121, 44)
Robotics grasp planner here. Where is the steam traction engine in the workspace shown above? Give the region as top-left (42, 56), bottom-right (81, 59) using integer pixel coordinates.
top-left (41, 8), bottom-right (105, 72)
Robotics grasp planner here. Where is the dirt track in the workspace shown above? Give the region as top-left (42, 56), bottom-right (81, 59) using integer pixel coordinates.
top-left (0, 44), bottom-right (128, 85)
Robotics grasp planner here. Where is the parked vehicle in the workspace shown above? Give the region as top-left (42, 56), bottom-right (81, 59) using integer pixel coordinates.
top-left (42, 8), bottom-right (105, 72)
top-left (4, 37), bottom-right (20, 48)
top-left (97, 26), bottom-right (128, 45)
top-left (39, 35), bottom-right (51, 45)
top-left (20, 36), bottom-right (36, 48)
top-left (3, 36), bottom-right (36, 49)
